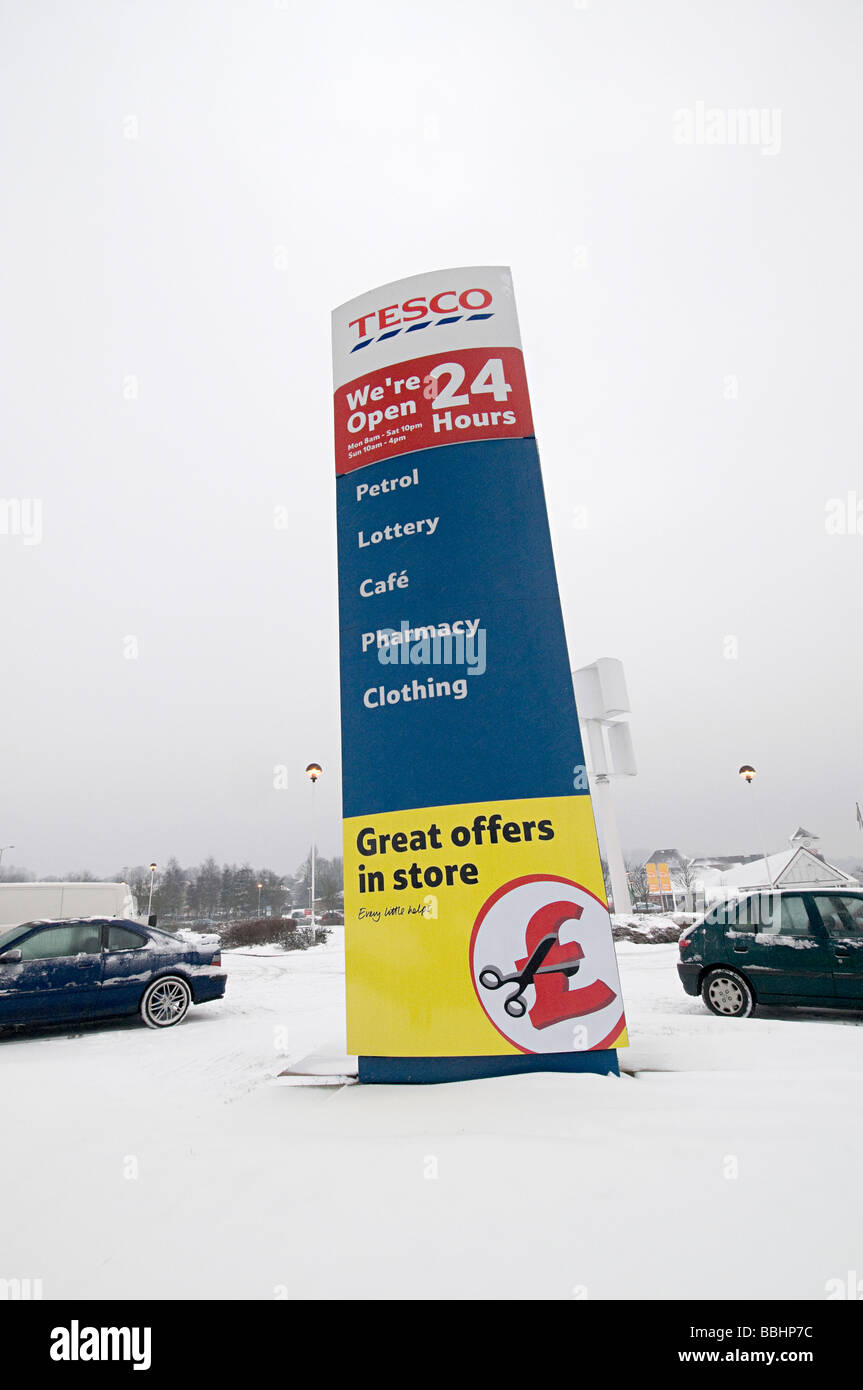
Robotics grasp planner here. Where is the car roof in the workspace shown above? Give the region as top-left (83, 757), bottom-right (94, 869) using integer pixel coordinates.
top-left (707, 888), bottom-right (855, 901)
top-left (12, 916), bottom-right (148, 929)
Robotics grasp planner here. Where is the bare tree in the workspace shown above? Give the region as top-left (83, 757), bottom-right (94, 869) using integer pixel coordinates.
top-left (625, 858), bottom-right (650, 907)
top-left (676, 855), bottom-right (697, 890)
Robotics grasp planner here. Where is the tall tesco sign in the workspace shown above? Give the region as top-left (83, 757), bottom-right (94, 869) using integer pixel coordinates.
top-left (332, 266), bottom-right (626, 1084)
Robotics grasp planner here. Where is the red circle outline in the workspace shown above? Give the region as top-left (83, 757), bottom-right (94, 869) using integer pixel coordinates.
top-left (468, 873), bottom-right (625, 1054)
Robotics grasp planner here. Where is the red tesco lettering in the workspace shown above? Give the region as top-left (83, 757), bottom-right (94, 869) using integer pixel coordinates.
top-left (349, 288), bottom-right (493, 340)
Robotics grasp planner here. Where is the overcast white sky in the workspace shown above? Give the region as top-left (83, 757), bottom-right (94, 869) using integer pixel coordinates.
top-left (1, 0), bottom-right (861, 877)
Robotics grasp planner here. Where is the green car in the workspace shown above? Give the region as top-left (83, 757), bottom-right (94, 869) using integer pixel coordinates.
top-left (678, 889), bottom-right (863, 1017)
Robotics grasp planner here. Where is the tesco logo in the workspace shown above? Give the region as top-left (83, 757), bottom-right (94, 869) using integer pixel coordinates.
top-left (349, 287), bottom-right (492, 340)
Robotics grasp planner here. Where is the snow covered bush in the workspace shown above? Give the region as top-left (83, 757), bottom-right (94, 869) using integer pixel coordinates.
top-left (217, 917), bottom-right (329, 951)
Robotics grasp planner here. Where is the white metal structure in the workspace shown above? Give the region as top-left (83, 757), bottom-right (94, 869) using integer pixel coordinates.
top-left (0, 882), bottom-right (140, 930)
top-left (573, 658), bottom-right (637, 915)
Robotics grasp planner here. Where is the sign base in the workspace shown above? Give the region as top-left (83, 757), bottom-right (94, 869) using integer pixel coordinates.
top-left (358, 1051), bottom-right (619, 1085)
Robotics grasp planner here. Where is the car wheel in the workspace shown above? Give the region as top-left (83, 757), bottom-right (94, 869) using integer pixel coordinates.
top-left (701, 967), bottom-right (754, 1018)
top-left (140, 976), bottom-right (192, 1029)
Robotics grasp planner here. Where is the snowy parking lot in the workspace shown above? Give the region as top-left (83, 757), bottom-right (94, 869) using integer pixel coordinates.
top-left (2, 930), bottom-right (861, 1301)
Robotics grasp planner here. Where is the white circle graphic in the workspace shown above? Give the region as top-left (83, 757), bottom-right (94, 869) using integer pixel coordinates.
top-left (469, 876), bottom-right (625, 1053)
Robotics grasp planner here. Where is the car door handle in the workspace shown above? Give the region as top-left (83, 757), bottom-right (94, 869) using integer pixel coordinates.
top-left (733, 944), bottom-right (749, 953)
top-left (76, 958), bottom-right (94, 968)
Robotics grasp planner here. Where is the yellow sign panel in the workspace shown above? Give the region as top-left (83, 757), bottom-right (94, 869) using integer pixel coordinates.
top-left (345, 794), bottom-right (627, 1057)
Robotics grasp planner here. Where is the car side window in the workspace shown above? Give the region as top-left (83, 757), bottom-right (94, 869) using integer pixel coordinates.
top-left (18, 924), bottom-right (103, 960)
top-left (107, 926), bottom-right (146, 951)
top-left (813, 894), bottom-right (863, 938)
top-left (777, 895), bottom-right (815, 937)
top-left (725, 899), bottom-right (751, 932)
top-left (839, 896), bottom-right (863, 933)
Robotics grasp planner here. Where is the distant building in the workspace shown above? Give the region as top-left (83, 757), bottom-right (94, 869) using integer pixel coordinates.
top-left (639, 830), bottom-right (859, 909)
top-left (709, 845), bottom-right (856, 894)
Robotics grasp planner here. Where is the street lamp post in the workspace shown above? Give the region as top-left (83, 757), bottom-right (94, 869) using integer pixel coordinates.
top-left (305, 763), bottom-right (322, 947)
top-left (738, 765), bottom-right (773, 887)
top-left (147, 863), bottom-right (157, 921)
top-left (0, 845), bottom-right (14, 875)
top-left (257, 881), bottom-right (263, 917)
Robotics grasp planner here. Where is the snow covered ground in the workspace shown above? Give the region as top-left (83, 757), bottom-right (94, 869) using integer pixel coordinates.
top-left (1, 929), bottom-right (861, 1300)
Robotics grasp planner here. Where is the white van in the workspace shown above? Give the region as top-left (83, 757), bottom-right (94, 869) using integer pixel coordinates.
top-left (0, 881), bottom-right (142, 930)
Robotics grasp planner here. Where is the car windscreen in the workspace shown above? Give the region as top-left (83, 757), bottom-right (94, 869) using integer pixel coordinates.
top-left (0, 923), bottom-right (27, 951)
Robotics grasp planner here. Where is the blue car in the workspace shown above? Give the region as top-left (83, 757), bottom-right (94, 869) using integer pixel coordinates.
top-left (0, 917), bottom-right (227, 1030)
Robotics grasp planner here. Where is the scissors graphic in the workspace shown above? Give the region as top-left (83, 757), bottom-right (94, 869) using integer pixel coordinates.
top-left (478, 931), bottom-right (584, 1018)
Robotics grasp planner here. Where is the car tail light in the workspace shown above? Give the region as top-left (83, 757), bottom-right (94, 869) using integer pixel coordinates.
top-left (211, 950), bottom-right (221, 967)
top-left (679, 937), bottom-right (691, 954)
